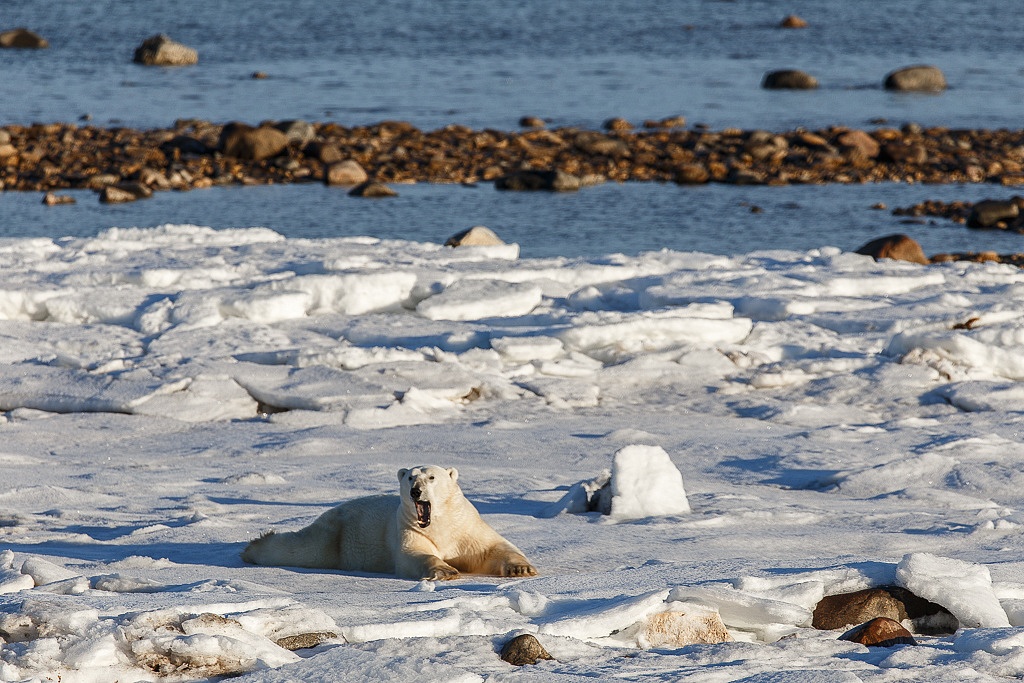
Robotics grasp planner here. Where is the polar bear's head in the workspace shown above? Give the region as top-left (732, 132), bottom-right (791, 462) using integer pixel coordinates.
top-left (398, 465), bottom-right (460, 529)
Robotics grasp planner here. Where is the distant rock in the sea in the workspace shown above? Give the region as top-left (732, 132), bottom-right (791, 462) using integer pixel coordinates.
top-left (518, 116), bottom-right (546, 128)
top-left (445, 226), bottom-right (505, 247)
top-left (348, 181), bottom-right (397, 198)
top-left (762, 69), bottom-right (819, 90)
top-left (855, 234), bottom-right (929, 265)
top-left (779, 15), bottom-right (808, 28)
top-left (0, 28), bottom-right (49, 49)
top-left (495, 169), bottom-right (581, 192)
top-left (884, 65), bottom-right (947, 92)
top-left (42, 192), bottom-right (75, 206)
top-left (967, 199), bottom-right (1020, 229)
top-left (132, 34), bottom-right (198, 66)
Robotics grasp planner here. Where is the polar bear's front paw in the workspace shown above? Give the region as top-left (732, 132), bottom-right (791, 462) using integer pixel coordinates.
top-left (502, 561), bottom-right (538, 577)
top-left (425, 564), bottom-right (460, 581)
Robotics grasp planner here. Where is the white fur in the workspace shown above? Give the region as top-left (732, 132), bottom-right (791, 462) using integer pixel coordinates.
top-left (241, 465), bottom-right (537, 581)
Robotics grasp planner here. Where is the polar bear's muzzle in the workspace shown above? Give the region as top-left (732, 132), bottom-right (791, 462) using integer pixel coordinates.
top-left (410, 486), bottom-right (431, 528)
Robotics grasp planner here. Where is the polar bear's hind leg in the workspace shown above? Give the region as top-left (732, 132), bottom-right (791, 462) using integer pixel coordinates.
top-left (241, 523), bottom-right (341, 569)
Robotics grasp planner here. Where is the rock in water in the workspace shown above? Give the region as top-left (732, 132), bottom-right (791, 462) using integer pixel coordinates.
top-left (132, 34), bottom-right (198, 66)
top-left (499, 634), bottom-right (553, 666)
top-left (99, 186), bottom-right (138, 204)
top-left (855, 234), bottom-right (929, 265)
top-left (762, 69), bottom-right (819, 90)
top-left (967, 199), bottom-right (1020, 228)
top-left (495, 169), bottom-right (581, 192)
top-left (348, 181), bottom-right (397, 198)
top-left (779, 15), bottom-right (808, 28)
top-left (884, 65), bottom-right (947, 92)
top-left (445, 226), bottom-right (505, 247)
top-left (0, 28), bottom-right (49, 49)
top-left (42, 192), bottom-right (75, 206)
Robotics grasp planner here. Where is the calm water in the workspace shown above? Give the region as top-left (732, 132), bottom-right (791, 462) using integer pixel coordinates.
top-left (2, 0), bottom-right (1024, 256)
top-left (4, 182), bottom-right (1022, 260)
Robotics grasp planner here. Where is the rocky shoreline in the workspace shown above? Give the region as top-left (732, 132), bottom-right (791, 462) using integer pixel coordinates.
top-left (6, 119), bottom-right (1024, 197)
top-left (7, 117), bottom-right (1024, 267)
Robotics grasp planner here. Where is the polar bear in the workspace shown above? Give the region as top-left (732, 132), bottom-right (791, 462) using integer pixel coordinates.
top-left (241, 465), bottom-right (537, 581)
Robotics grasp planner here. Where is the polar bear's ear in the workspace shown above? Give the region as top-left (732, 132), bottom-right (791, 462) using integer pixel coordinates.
top-left (398, 468), bottom-right (409, 481)
top-left (447, 467), bottom-right (459, 483)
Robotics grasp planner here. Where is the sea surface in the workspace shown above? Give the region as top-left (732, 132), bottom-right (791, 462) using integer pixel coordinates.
top-left (3, 0), bottom-right (1024, 257)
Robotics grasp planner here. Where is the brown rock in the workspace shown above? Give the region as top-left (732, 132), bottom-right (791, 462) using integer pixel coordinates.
top-left (348, 181), bottom-right (397, 197)
top-left (836, 130), bottom-right (880, 159)
top-left (42, 192), bottom-right (75, 206)
top-left (499, 634), bottom-right (554, 666)
top-left (762, 70), bottom-right (819, 90)
top-left (603, 117), bottom-right (633, 131)
top-left (219, 123), bottom-right (289, 161)
top-left (132, 34), bottom-right (198, 66)
top-left (797, 132), bottom-right (830, 148)
top-left (675, 164), bottom-right (710, 184)
top-left (115, 182), bottom-right (153, 199)
top-left (99, 186), bottom-right (138, 203)
top-left (305, 141), bottom-right (344, 165)
top-left (274, 119), bottom-right (316, 145)
top-left (839, 617), bottom-right (918, 648)
top-left (574, 133), bottom-right (630, 157)
top-left (0, 28), bottom-right (49, 49)
top-left (779, 15), bottom-right (808, 28)
top-left (519, 116), bottom-right (546, 128)
top-left (813, 588), bottom-right (905, 630)
top-left (275, 632), bottom-right (336, 651)
top-left (968, 199), bottom-right (1019, 228)
top-left (445, 226), bottom-right (505, 247)
top-left (495, 169), bottom-right (581, 192)
top-left (881, 142), bottom-right (928, 165)
top-left (325, 159), bottom-right (369, 185)
top-left (855, 234), bottom-right (929, 265)
top-left (884, 65), bottom-right (947, 92)
top-left (0, 143), bottom-right (17, 159)
top-left (644, 115), bottom-right (687, 129)
top-left (811, 585), bottom-right (954, 634)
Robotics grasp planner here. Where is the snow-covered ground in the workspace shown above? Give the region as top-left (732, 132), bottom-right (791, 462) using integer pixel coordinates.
top-left (0, 224), bottom-right (1023, 681)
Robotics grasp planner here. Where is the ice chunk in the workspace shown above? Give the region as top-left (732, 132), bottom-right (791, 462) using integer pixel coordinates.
top-left (0, 568), bottom-right (34, 594)
top-left (20, 557), bottom-right (81, 586)
top-left (896, 553), bottom-right (1010, 628)
top-left (537, 589), bottom-right (671, 641)
top-left (609, 445), bottom-right (690, 521)
top-left (416, 279), bottom-right (543, 321)
top-left (668, 584), bottom-right (813, 633)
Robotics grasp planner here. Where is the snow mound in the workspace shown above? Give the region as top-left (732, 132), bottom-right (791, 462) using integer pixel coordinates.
top-left (609, 445), bottom-right (691, 521)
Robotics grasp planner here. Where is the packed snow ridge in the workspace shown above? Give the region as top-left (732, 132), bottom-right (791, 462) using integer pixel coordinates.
top-left (0, 224), bottom-right (1021, 681)
top-left (0, 224), bottom-right (1021, 427)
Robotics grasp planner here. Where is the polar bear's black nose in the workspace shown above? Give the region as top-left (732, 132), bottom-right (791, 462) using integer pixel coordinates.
top-left (410, 486), bottom-right (421, 500)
